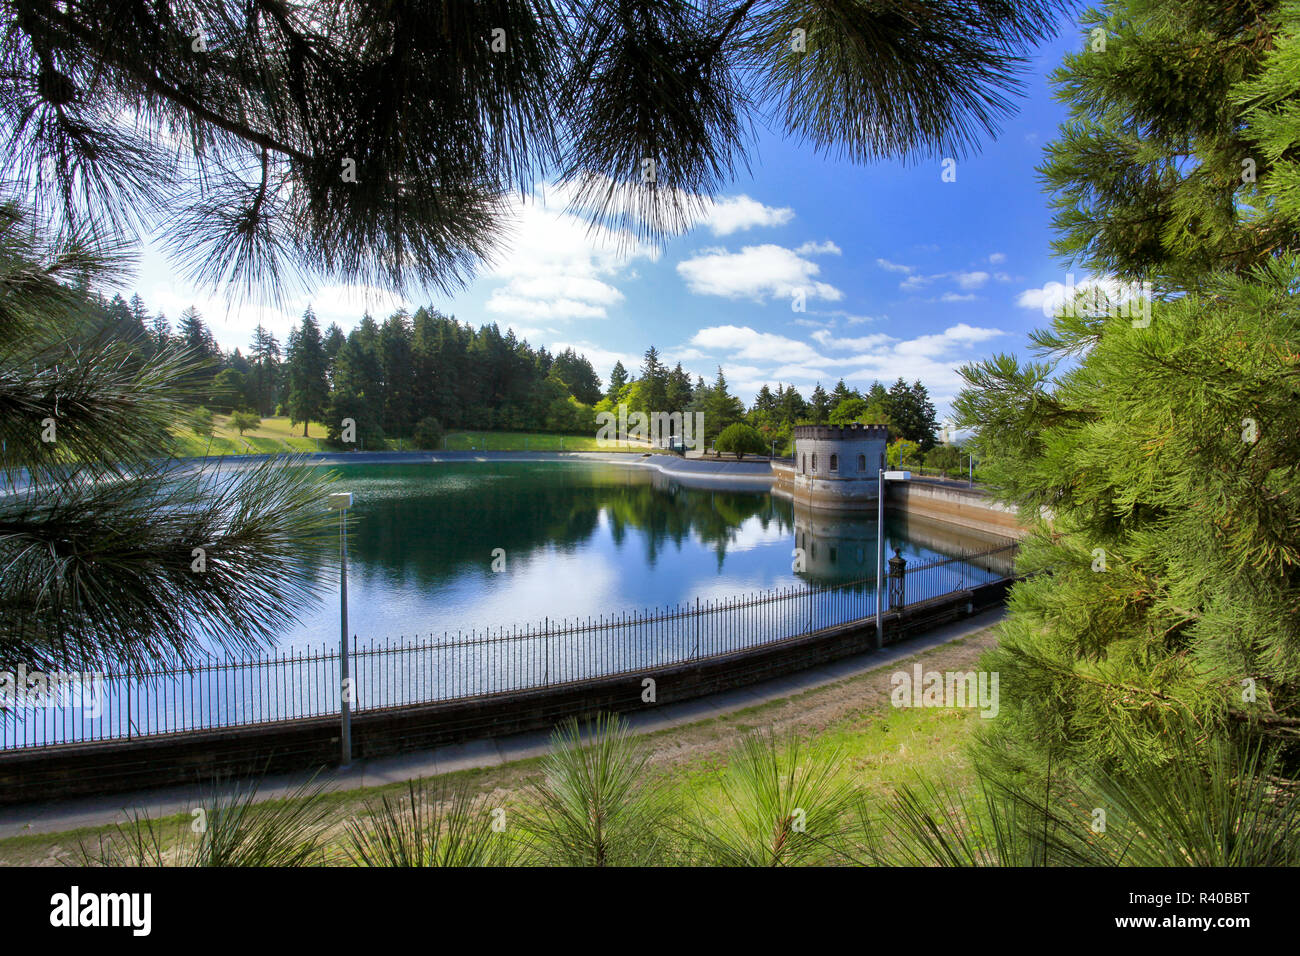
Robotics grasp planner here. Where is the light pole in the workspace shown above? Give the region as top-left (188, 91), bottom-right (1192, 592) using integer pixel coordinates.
top-left (328, 491), bottom-right (354, 767)
top-left (875, 469), bottom-right (910, 650)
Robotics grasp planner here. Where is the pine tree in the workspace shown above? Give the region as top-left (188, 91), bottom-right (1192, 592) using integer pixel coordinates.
top-left (0, 199), bottom-right (333, 671)
top-left (1039, 0), bottom-right (1298, 291)
top-left (150, 312), bottom-right (171, 354)
top-left (607, 361), bottom-right (629, 402)
top-left (249, 324), bottom-right (281, 417)
top-left (665, 363), bottom-right (693, 415)
top-left (639, 346), bottom-right (668, 414)
top-left (809, 383), bottom-right (831, 424)
top-left (955, 0), bottom-right (1300, 783)
top-left (5, 0), bottom-right (1071, 295)
top-left (956, 261), bottom-right (1300, 777)
top-left (702, 367), bottom-right (745, 445)
top-left (286, 310), bottom-right (328, 437)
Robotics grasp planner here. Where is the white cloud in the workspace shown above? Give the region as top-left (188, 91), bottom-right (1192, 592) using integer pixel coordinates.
top-left (486, 294), bottom-right (607, 320)
top-left (699, 195), bottom-right (796, 235)
top-left (988, 252), bottom-right (1007, 264)
top-left (811, 330), bottom-right (895, 351)
top-left (795, 240), bottom-right (842, 256)
top-left (954, 271), bottom-right (990, 290)
top-left (894, 324), bottom-right (1004, 357)
top-left (677, 244), bottom-right (842, 302)
top-left (938, 292), bottom-right (977, 302)
top-left (876, 258), bottom-right (913, 274)
top-left (483, 184), bottom-right (659, 321)
top-left (691, 325), bottom-right (826, 364)
top-left (142, 280), bottom-right (414, 349)
top-left (674, 321), bottom-right (1007, 416)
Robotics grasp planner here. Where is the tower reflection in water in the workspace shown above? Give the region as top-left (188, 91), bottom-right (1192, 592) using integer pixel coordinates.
top-left (791, 500), bottom-right (1016, 588)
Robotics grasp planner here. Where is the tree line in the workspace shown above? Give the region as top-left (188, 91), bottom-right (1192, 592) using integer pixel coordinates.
top-left (90, 294), bottom-right (945, 453)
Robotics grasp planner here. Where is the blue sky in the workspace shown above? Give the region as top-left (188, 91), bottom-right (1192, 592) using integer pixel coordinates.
top-left (117, 14), bottom-right (1096, 420)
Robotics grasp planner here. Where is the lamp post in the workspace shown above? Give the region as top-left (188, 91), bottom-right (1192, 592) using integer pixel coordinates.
top-left (328, 491), bottom-right (354, 767)
top-left (875, 469), bottom-right (910, 650)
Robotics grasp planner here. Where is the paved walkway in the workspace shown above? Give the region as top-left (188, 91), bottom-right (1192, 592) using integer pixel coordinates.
top-left (0, 607), bottom-right (1005, 839)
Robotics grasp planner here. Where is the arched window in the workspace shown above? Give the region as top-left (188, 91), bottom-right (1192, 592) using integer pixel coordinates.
top-left (800, 453), bottom-right (806, 473)
top-left (830, 453), bottom-right (838, 472)
top-left (812, 453), bottom-right (818, 471)
top-left (879, 453), bottom-right (886, 470)
top-left (858, 453), bottom-right (866, 472)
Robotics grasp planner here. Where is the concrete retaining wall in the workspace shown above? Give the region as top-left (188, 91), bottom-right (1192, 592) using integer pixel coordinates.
top-left (890, 481), bottom-right (1025, 538)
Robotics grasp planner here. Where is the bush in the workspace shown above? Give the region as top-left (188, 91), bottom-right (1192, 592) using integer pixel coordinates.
top-left (230, 410), bottom-right (261, 436)
top-left (190, 406), bottom-right (214, 438)
top-left (886, 437), bottom-right (919, 468)
top-left (412, 416), bottom-right (444, 450)
top-left (923, 444), bottom-right (962, 474)
top-left (715, 422), bottom-right (767, 459)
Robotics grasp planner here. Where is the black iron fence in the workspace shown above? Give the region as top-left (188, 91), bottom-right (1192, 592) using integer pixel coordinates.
top-left (1, 542), bottom-right (1017, 750)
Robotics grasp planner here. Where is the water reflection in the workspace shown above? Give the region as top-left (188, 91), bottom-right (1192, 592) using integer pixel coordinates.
top-left (276, 461), bottom-right (1013, 647)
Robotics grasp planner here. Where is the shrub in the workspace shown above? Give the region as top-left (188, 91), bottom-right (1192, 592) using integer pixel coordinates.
top-left (923, 444), bottom-right (962, 474)
top-left (715, 422), bottom-right (767, 459)
top-left (230, 410), bottom-right (261, 436)
top-left (412, 416), bottom-right (444, 450)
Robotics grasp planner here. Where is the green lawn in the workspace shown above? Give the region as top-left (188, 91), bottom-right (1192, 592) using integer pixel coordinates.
top-left (440, 430), bottom-right (649, 452)
top-left (169, 414), bottom-right (326, 457)
top-left (166, 419), bottom-right (648, 457)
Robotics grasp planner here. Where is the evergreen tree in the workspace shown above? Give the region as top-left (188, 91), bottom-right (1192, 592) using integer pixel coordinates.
top-left (177, 307), bottom-right (219, 361)
top-left (150, 312), bottom-right (171, 354)
top-left (956, 0), bottom-right (1300, 785)
top-left (779, 384), bottom-right (808, 424)
top-left (552, 347), bottom-right (603, 405)
top-left (3, 0), bottom-right (1070, 294)
top-left (702, 367), bottom-right (744, 445)
top-left (323, 323), bottom-right (346, 381)
top-left (884, 378), bottom-right (939, 449)
top-left (639, 346), bottom-right (668, 414)
top-left (809, 383), bottom-right (832, 424)
top-left (286, 310), bottom-right (328, 437)
top-left (1040, 0), bottom-right (1299, 291)
top-left (831, 378), bottom-right (858, 408)
top-left (249, 324), bottom-right (282, 418)
top-left (0, 199), bottom-right (332, 671)
top-left (665, 363), bottom-right (693, 415)
top-left (380, 312), bottom-right (415, 438)
top-left (607, 361), bottom-right (629, 402)
top-left (956, 260), bottom-right (1300, 777)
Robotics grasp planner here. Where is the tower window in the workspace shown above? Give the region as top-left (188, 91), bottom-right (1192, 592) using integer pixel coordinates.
top-left (858, 453), bottom-right (866, 472)
top-left (830, 453), bottom-right (838, 472)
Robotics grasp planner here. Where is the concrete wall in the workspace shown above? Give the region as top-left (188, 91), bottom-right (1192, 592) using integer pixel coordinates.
top-left (890, 480), bottom-right (1026, 539)
top-left (0, 581), bottom-right (1012, 806)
